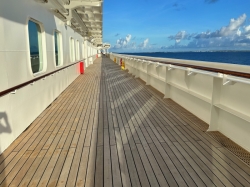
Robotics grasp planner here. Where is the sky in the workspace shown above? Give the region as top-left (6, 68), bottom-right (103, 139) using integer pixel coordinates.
top-left (103, 0), bottom-right (250, 52)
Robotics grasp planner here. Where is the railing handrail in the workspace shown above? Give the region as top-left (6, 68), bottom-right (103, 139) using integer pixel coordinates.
top-left (156, 59), bottom-right (250, 79)
top-left (0, 60), bottom-right (83, 97)
top-left (115, 54), bottom-right (250, 79)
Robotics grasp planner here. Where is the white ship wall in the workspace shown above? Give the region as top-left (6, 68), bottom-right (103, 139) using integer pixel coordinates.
top-left (111, 54), bottom-right (250, 152)
top-left (0, 0), bottom-right (97, 153)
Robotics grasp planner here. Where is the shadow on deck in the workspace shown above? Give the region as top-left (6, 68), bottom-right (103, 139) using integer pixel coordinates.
top-left (0, 57), bottom-right (250, 187)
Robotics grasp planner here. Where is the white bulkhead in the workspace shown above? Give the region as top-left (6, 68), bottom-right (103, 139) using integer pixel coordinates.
top-left (0, 0), bottom-right (99, 153)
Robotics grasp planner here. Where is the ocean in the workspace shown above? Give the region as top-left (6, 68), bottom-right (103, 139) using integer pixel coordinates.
top-left (120, 52), bottom-right (250, 66)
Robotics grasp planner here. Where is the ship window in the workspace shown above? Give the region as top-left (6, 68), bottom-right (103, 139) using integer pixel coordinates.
top-left (28, 20), bottom-right (44, 73)
top-left (82, 42), bottom-right (84, 58)
top-left (54, 31), bottom-right (62, 66)
top-left (76, 40), bottom-right (79, 60)
top-left (88, 46), bottom-right (91, 57)
top-left (70, 37), bottom-right (75, 62)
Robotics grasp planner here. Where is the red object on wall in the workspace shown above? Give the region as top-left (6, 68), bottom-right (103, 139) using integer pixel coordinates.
top-left (96, 54), bottom-right (98, 58)
top-left (80, 61), bottom-right (84, 74)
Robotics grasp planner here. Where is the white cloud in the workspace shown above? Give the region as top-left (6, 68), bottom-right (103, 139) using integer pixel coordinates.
top-left (245, 25), bottom-right (250, 33)
top-left (219, 13), bottom-right (246, 36)
top-left (244, 25), bottom-right (250, 39)
top-left (113, 34), bottom-right (132, 49)
top-left (142, 38), bottom-right (149, 48)
top-left (237, 28), bottom-right (241, 36)
top-left (137, 38), bottom-right (149, 49)
top-left (168, 31), bottom-right (194, 44)
top-left (126, 35), bottom-right (132, 43)
top-left (166, 14), bottom-right (250, 50)
top-left (175, 31), bottom-right (186, 43)
top-left (130, 42), bottom-right (137, 49)
top-left (191, 14), bottom-right (247, 39)
top-left (111, 36), bottom-right (152, 51)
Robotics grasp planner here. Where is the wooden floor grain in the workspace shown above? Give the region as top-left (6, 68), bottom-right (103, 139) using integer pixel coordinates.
top-left (1, 57), bottom-right (250, 187)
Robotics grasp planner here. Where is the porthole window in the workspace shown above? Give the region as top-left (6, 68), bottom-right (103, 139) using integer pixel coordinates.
top-left (28, 19), bottom-right (44, 73)
top-left (70, 37), bottom-right (75, 62)
top-left (54, 30), bottom-right (62, 66)
top-left (76, 40), bottom-right (79, 60)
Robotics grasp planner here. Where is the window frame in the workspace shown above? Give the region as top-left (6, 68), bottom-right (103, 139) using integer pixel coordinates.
top-left (76, 40), bottom-right (80, 61)
top-left (82, 42), bottom-right (85, 59)
top-left (70, 37), bottom-right (75, 62)
top-left (54, 30), bottom-right (63, 67)
top-left (27, 18), bottom-right (47, 75)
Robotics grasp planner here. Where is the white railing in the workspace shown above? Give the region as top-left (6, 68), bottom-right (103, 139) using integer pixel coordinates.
top-left (110, 53), bottom-right (250, 152)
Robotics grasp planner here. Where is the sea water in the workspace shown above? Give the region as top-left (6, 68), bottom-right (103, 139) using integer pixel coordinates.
top-left (121, 52), bottom-right (250, 66)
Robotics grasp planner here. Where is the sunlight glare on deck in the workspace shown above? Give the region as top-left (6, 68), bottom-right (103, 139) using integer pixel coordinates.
top-left (0, 57), bottom-right (250, 187)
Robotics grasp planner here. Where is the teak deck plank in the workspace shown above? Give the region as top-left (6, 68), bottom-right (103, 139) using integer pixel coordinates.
top-left (110, 145), bottom-right (122, 187)
top-left (1, 57), bottom-right (250, 187)
top-left (66, 130), bottom-right (87, 187)
top-left (18, 149), bottom-right (47, 187)
top-left (75, 147), bottom-right (90, 187)
top-left (114, 128), bottom-right (131, 187)
top-left (103, 129), bottom-right (112, 187)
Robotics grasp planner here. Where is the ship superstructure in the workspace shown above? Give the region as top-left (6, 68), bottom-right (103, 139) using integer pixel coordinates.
top-left (0, 0), bottom-right (109, 153)
top-left (1, 0), bottom-right (250, 186)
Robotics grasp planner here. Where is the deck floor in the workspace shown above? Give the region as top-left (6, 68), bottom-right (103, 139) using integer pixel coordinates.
top-left (1, 57), bottom-right (250, 187)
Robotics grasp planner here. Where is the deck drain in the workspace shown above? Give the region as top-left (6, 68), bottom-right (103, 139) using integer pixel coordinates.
top-left (207, 131), bottom-right (250, 166)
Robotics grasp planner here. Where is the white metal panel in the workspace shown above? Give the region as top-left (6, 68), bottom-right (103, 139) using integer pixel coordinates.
top-left (5, 52), bottom-right (31, 88)
top-left (170, 86), bottom-right (211, 123)
top-left (218, 110), bottom-right (250, 152)
top-left (111, 53), bottom-right (250, 152)
top-left (0, 0), bottom-right (84, 154)
top-left (188, 74), bottom-right (213, 100)
top-left (148, 76), bottom-right (165, 94)
top-left (0, 52), bottom-right (8, 92)
top-left (170, 69), bottom-right (188, 89)
top-left (0, 95), bottom-right (12, 154)
top-left (158, 65), bottom-right (166, 81)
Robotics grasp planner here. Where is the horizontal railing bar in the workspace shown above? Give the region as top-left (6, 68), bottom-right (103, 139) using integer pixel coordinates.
top-left (116, 54), bottom-right (250, 79)
top-left (0, 60), bottom-right (84, 97)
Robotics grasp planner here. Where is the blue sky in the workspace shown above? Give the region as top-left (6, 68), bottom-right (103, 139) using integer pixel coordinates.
top-left (103, 0), bottom-right (250, 52)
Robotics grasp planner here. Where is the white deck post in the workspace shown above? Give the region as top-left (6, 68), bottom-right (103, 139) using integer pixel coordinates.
top-left (135, 60), bottom-right (139, 78)
top-left (84, 38), bottom-right (88, 67)
top-left (146, 62), bottom-right (151, 85)
top-left (164, 66), bottom-right (171, 98)
top-left (208, 77), bottom-right (222, 131)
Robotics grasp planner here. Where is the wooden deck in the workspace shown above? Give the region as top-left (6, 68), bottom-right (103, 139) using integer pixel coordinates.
top-left (1, 57), bottom-right (250, 187)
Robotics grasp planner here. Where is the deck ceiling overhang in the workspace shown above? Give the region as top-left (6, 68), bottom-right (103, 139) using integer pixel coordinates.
top-left (102, 43), bottom-right (111, 49)
top-left (39, 0), bottom-right (103, 46)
